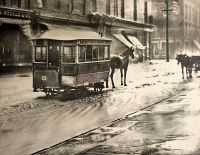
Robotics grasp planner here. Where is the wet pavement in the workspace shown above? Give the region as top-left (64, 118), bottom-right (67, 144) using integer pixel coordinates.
top-left (38, 77), bottom-right (200, 155)
top-left (0, 60), bottom-right (199, 155)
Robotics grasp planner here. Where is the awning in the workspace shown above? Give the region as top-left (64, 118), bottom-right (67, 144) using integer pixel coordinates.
top-left (193, 40), bottom-right (200, 50)
top-left (0, 17), bottom-right (31, 25)
top-left (127, 35), bottom-right (146, 50)
top-left (32, 25), bottom-right (111, 41)
top-left (113, 34), bottom-right (134, 49)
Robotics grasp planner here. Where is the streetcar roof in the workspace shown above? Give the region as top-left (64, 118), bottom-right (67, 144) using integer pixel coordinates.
top-left (32, 26), bottom-right (111, 41)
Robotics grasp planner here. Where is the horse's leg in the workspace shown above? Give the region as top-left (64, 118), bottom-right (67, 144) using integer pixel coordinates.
top-left (124, 69), bottom-right (127, 86)
top-left (182, 66), bottom-right (184, 79)
top-left (120, 69), bottom-right (123, 85)
top-left (105, 79), bottom-right (109, 88)
top-left (110, 69), bottom-right (115, 88)
top-left (185, 67), bottom-right (188, 79)
top-left (188, 65), bottom-right (192, 78)
top-left (190, 67), bottom-right (192, 78)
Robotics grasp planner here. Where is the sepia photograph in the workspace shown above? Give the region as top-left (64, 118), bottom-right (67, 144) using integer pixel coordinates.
top-left (0, 0), bottom-right (200, 155)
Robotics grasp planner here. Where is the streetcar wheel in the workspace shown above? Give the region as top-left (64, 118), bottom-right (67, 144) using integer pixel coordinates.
top-left (94, 83), bottom-right (104, 93)
top-left (45, 91), bottom-right (52, 96)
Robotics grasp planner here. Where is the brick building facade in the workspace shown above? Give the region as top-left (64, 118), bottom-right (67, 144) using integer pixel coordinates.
top-left (0, 0), bottom-right (153, 70)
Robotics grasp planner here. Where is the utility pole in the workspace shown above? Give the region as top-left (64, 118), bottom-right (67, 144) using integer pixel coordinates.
top-left (162, 0), bottom-right (173, 62)
top-left (166, 0), bottom-right (169, 62)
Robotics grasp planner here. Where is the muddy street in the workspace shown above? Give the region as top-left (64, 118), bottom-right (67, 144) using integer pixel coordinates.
top-left (0, 60), bottom-right (197, 155)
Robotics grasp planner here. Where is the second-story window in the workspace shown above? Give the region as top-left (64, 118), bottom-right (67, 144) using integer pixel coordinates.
top-left (37, 0), bottom-right (43, 8)
top-left (58, 0), bottom-right (61, 11)
top-left (71, 0), bottom-right (74, 12)
top-left (121, 0), bottom-right (124, 18)
top-left (83, 0), bottom-right (86, 15)
top-left (11, 0), bottom-right (21, 8)
top-left (37, 0), bottom-right (47, 9)
top-left (65, 0), bottom-right (73, 13)
top-left (0, 0), bottom-right (6, 5)
top-left (106, 0), bottom-right (110, 15)
top-left (91, 0), bottom-right (97, 12)
top-left (25, 0), bottom-right (30, 9)
top-left (134, 0), bottom-right (137, 21)
top-left (18, 0), bottom-right (21, 8)
top-left (54, 0), bottom-right (61, 11)
top-left (42, 0), bottom-right (47, 8)
top-left (73, 0), bottom-right (85, 14)
top-left (114, 0), bottom-right (118, 16)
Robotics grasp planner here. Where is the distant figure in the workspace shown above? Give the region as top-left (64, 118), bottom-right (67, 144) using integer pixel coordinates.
top-left (48, 46), bottom-right (59, 67)
top-left (176, 54), bottom-right (192, 79)
top-left (106, 47), bottom-right (134, 88)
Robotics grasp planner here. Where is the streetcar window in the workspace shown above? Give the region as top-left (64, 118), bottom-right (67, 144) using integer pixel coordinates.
top-left (35, 46), bottom-right (47, 62)
top-left (63, 46), bottom-right (76, 63)
top-left (86, 45), bottom-right (92, 61)
top-left (99, 46), bottom-right (104, 60)
top-left (92, 46), bottom-right (98, 61)
top-left (79, 46), bottom-right (86, 62)
top-left (79, 45), bottom-right (109, 62)
top-left (104, 46), bottom-right (110, 60)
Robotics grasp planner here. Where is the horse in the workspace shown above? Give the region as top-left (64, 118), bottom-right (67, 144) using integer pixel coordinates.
top-left (176, 54), bottom-right (193, 79)
top-left (106, 47), bottom-right (134, 88)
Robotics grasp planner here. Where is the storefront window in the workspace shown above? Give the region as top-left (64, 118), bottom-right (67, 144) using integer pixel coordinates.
top-left (161, 43), bottom-right (166, 56)
top-left (35, 46), bottom-right (47, 62)
top-left (63, 46), bottom-right (76, 63)
top-left (153, 43), bottom-right (159, 55)
top-left (0, 46), bottom-right (13, 63)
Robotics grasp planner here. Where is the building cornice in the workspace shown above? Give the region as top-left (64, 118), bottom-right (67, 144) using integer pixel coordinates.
top-left (39, 10), bottom-right (93, 26)
top-left (89, 13), bottom-right (154, 32)
top-left (0, 7), bottom-right (154, 33)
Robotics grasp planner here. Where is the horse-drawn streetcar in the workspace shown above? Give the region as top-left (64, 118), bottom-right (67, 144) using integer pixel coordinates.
top-left (32, 27), bottom-right (111, 95)
top-left (191, 55), bottom-right (200, 73)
